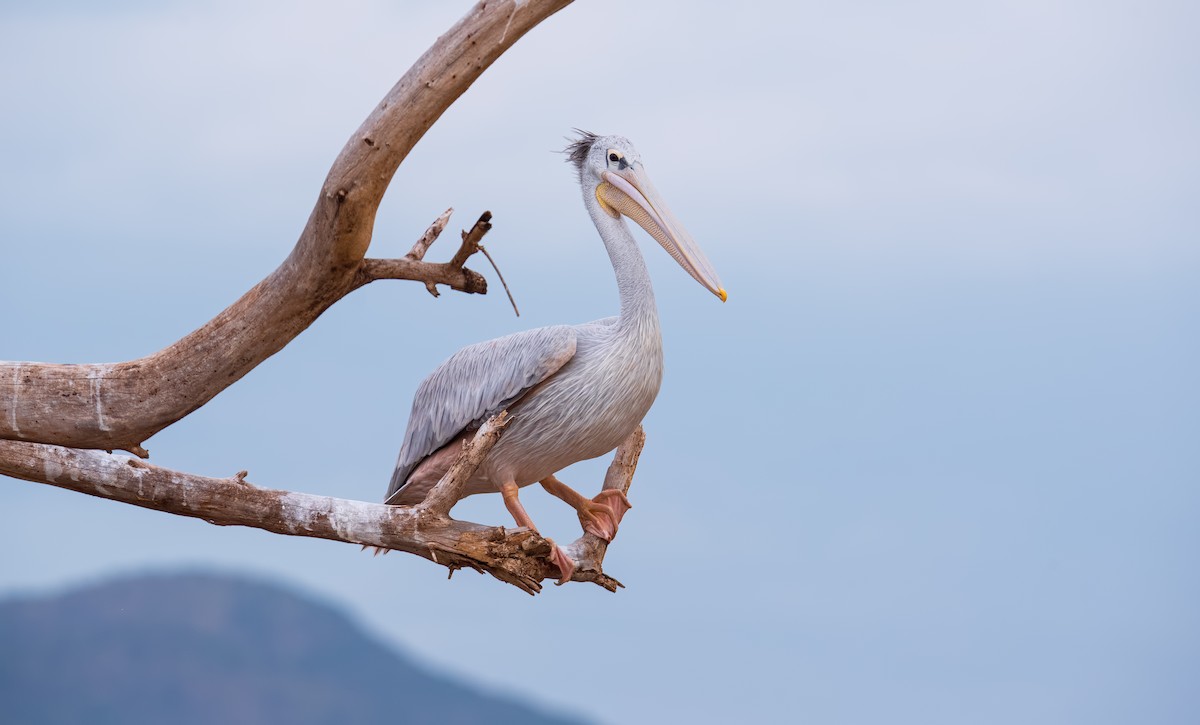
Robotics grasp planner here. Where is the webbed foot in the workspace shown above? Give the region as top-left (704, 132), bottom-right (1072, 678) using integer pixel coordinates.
top-left (579, 489), bottom-right (632, 542)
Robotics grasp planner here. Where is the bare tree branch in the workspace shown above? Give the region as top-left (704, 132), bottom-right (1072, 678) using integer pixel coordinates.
top-left (0, 0), bottom-right (572, 455)
top-left (0, 1), bottom-right (650, 595)
top-left (563, 426), bottom-right (645, 591)
top-left (0, 424), bottom-right (645, 595)
top-left (356, 211), bottom-right (495, 296)
top-left (359, 211), bottom-right (496, 299)
top-left (356, 256), bottom-right (489, 295)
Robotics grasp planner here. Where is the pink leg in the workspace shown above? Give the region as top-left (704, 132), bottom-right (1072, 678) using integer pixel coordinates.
top-left (540, 475), bottom-right (632, 542)
top-left (499, 481), bottom-right (575, 584)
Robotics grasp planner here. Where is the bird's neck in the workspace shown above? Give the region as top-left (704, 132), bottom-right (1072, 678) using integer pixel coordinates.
top-left (584, 183), bottom-right (659, 328)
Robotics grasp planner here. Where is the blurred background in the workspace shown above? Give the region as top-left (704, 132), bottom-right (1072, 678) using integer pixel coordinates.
top-left (1, 1), bottom-right (1197, 723)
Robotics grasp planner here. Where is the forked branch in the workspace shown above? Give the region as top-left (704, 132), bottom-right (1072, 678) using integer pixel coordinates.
top-left (0, 0), bottom-right (572, 456)
top-left (357, 211), bottom-right (494, 297)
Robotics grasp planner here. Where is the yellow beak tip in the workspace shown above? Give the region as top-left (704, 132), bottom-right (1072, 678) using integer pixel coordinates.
top-left (718, 288), bottom-right (728, 302)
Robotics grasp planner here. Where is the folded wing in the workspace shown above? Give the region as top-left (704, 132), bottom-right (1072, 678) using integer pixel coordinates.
top-left (385, 325), bottom-right (578, 503)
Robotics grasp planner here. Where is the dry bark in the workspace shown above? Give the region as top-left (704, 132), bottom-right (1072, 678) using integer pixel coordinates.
top-left (0, 423), bottom-right (645, 595)
top-left (0, 0), bottom-right (654, 594)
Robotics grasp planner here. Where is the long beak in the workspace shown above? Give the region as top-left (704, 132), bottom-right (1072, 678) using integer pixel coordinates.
top-left (597, 166), bottom-right (727, 302)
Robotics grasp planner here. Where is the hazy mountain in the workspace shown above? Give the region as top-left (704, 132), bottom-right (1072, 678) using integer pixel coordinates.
top-left (0, 572), bottom-right (588, 725)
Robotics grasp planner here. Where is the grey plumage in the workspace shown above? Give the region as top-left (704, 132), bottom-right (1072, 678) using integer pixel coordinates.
top-left (564, 129), bottom-right (599, 175)
top-left (386, 325), bottom-right (578, 502)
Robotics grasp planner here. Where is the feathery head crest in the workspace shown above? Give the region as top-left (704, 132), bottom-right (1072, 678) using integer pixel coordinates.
top-left (564, 129), bottom-right (599, 173)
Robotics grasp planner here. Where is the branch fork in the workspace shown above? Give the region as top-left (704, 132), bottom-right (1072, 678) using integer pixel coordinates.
top-left (0, 0), bottom-right (570, 455)
top-left (356, 208), bottom-right (493, 296)
top-left (363, 208), bottom-right (520, 315)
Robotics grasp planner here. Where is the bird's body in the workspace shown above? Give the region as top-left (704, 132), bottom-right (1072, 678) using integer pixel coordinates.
top-left (389, 311), bottom-right (661, 504)
top-left (384, 133), bottom-right (724, 580)
top-left (485, 310), bottom-right (660, 488)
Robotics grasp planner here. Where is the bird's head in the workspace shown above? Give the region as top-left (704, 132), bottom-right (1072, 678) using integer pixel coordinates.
top-left (566, 131), bottom-right (726, 302)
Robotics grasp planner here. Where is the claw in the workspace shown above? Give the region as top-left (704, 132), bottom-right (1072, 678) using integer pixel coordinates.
top-left (580, 489), bottom-right (632, 542)
top-left (547, 539), bottom-right (576, 584)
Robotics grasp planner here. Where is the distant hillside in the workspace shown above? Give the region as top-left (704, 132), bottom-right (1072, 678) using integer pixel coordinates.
top-left (0, 572), bottom-right (588, 725)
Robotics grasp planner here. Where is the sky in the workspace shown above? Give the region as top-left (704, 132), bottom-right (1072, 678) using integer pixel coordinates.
top-left (2, 0), bottom-right (1198, 723)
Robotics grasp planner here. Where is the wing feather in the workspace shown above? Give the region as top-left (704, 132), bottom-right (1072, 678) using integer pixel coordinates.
top-left (385, 325), bottom-right (577, 502)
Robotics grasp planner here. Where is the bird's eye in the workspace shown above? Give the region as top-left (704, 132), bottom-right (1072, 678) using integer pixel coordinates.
top-left (608, 152), bottom-right (620, 163)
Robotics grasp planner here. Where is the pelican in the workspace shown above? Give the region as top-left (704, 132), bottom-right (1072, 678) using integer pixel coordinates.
top-left (385, 132), bottom-right (725, 581)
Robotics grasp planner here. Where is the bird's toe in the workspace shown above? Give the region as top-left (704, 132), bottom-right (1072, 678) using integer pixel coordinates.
top-left (548, 540), bottom-right (576, 585)
top-left (579, 490), bottom-right (632, 542)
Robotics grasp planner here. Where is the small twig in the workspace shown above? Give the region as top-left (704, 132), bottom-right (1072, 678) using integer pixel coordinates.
top-left (478, 245), bottom-right (520, 317)
top-left (407, 208), bottom-right (454, 261)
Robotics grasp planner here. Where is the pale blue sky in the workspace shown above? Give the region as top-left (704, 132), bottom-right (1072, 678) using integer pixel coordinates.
top-left (2, 1), bottom-right (1198, 723)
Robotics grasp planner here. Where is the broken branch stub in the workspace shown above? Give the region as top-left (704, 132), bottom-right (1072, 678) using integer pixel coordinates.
top-left (407, 207), bottom-right (455, 261)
